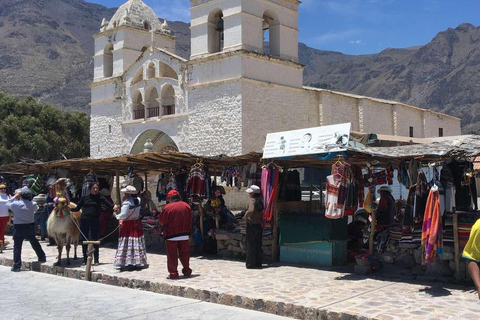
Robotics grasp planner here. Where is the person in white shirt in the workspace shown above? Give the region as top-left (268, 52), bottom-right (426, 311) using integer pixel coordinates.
top-left (6, 187), bottom-right (46, 271)
top-left (0, 184), bottom-right (11, 249)
top-left (113, 185), bottom-right (148, 270)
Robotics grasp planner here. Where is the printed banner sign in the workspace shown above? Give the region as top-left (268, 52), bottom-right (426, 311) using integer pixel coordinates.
top-left (262, 123), bottom-right (351, 158)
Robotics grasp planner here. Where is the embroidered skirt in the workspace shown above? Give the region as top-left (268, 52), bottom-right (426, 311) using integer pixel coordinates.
top-left (113, 219), bottom-right (148, 268)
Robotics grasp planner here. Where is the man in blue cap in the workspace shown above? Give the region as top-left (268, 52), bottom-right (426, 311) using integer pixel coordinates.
top-left (6, 187), bottom-right (46, 272)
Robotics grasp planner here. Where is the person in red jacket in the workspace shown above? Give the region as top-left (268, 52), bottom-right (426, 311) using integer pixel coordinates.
top-left (158, 190), bottom-right (193, 279)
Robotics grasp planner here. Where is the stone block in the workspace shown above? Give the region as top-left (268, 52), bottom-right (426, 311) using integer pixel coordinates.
top-left (355, 257), bottom-right (371, 267)
top-left (232, 233), bottom-right (244, 241)
top-left (395, 252), bottom-right (416, 269)
top-left (227, 245), bottom-right (245, 253)
top-left (354, 264), bottom-right (372, 275)
top-left (262, 239), bottom-right (272, 246)
top-left (443, 246), bottom-right (455, 253)
top-left (414, 249), bottom-right (422, 265)
top-left (217, 240), bottom-right (227, 250)
top-left (229, 239), bottom-right (239, 247)
top-left (377, 252), bottom-right (395, 264)
top-left (215, 234), bottom-right (229, 240)
top-left (439, 252), bottom-right (454, 261)
top-left (426, 260), bottom-right (454, 277)
top-left (399, 243), bottom-right (419, 249)
top-left (217, 249), bottom-right (234, 259)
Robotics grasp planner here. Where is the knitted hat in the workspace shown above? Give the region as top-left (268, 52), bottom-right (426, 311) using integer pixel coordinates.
top-left (99, 188), bottom-right (111, 197)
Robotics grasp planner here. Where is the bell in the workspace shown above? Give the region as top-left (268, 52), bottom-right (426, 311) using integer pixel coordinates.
top-left (215, 18), bottom-right (224, 32)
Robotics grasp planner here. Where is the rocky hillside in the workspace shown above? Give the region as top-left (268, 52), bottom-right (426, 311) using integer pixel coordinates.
top-left (0, 0), bottom-right (479, 132)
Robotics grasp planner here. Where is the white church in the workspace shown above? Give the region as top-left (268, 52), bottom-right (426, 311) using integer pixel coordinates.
top-left (90, 0), bottom-right (461, 159)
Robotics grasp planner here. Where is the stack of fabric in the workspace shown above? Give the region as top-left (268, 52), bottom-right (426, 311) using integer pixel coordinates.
top-left (400, 225), bottom-right (413, 243)
top-left (443, 212), bottom-right (454, 247)
top-left (412, 222), bottom-right (423, 244)
top-left (142, 216), bottom-right (157, 231)
top-left (388, 225), bottom-right (402, 242)
top-left (263, 222), bottom-right (273, 240)
top-left (457, 212), bottom-right (479, 251)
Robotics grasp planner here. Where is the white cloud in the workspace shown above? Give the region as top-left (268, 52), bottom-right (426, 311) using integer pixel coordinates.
top-left (349, 40), bottom-right (364, 45)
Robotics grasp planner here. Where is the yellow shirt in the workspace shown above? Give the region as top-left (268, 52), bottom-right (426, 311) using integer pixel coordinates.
top-left (463, 219), bottom-right (480, 262)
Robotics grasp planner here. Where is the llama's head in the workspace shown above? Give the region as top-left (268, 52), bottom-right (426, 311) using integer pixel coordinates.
top-left (55, 178), bottom-right (68, 195)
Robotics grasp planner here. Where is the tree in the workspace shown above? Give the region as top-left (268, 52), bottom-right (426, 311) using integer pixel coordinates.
top-left (0, 92), bottom-right (90, 165)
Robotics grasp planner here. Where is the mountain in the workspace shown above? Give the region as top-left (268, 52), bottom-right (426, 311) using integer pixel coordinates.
top-left (0, 0), bottom-right (479, 132)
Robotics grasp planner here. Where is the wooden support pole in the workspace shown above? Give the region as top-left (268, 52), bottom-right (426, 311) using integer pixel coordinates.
top-left (198, 203), bottom-right (204, 242)
top-left (453, 212), bottom-right (460, 281)
top-left (369, 209), bottom-right (377, 254)
top-left (115, 169), bottom-right (121, 205)
top-left (144, 172), bottom-right (148, 191)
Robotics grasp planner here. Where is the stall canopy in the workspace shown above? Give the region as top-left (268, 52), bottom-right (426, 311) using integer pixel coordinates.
top-left (1, 135), bottom-right (480, 176)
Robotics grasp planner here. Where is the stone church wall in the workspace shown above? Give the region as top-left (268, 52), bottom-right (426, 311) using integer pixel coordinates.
top-left (187, 80), bottom-right (243, 156)
top-left (90, 100), bottom-right (126, 158)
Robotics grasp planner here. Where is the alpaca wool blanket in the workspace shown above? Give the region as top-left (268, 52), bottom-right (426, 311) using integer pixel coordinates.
top-left (422, 185), bottom-right (443, 265)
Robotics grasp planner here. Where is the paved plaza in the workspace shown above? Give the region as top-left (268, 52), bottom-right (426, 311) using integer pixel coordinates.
top-left (1, 235), bottom-right (479, 320)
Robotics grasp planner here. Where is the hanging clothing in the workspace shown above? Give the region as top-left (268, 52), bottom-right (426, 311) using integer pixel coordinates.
top-left (403, 185), bottom-right (416, 227)
top-left (187, 164), bottom-right (206, 197)
top-left (414, 171), bottom-right (429, 220)
top-left (448, 161), bottom-right (472, 211)
top-left (262, 168), bottom-right (279, 223)
top-left (377, 192), bottom-right (396, 227)
top-left (325, 175), bottom-right (346, 219)
top-left (114, 197), bottom-right (147, 269)
top-left (421, 185), bottom-right (443, 265)
top-left (278, 170), bottom-right (301, 202)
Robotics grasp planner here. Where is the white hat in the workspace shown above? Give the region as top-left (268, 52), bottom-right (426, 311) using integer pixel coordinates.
top-left (20, 186), bottom-right (31, 195)
top-left (377, 186), bottom-right (393, 194)
top-left (121, 185), bottom-right (137, 194)
top-left (246, 185), bottom-right (261, 194)
top-left (46, 177), bottom-right (56, 186)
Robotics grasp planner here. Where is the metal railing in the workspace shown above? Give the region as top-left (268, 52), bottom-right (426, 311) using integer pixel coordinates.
top-left (133, 109), bottom-right (145, 120)
top-left (163, 105), bottom-right (175, 116)
top-left (148, 106), bottom-right (160, 118)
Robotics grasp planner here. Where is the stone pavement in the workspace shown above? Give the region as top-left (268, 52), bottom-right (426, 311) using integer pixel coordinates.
top-left (1, 235), bottom-right (479, 320)
top-left (0, 266), bottom-right (290, 320)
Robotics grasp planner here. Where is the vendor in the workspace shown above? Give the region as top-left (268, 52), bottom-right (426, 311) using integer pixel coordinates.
top-left (376, 186), bottom-right (395, 227)
top-left (463, 218), bottom-right (480, 300)
top-left (204, 187), bottom-right (230, 227)
top-left (348, 209), bottom-right (369, 253)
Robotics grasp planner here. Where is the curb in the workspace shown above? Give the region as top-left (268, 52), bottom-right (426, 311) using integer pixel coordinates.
top-left (0, 257), bottom-right (373, 320)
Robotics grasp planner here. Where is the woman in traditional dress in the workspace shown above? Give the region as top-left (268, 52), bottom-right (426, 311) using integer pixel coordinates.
top-left (113, 185), bottom-right (148, 270)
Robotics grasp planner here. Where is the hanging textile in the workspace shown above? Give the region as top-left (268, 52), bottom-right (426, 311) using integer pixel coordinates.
top-left (187, 163), bottom-right (206, 198)
top-left (421, 185), bottom-right (443, 265)
top-left (414, 171), bottom-right (429, 221)
top-left (261, 167), bottom-right (279, 223)
top-left (325, 175), bottom-right (346, 219)
top-left (278, 169), bottom-right (301, 202)
top-left (176, 166), bottom-right (189, 199)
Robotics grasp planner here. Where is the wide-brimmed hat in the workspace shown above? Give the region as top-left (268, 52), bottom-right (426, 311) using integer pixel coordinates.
top-left (246, 185), bottom-right (261, 194)
top-left (0, 184), bottom-right (6, 189)
top-left (377, 186), bottom-right (393, 194)
top-left (99, 188), bottom-right (111, 197)
top-left (120, 185), bottom-right (137, 194)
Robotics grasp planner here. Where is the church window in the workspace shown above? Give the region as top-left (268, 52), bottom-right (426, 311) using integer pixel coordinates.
top-left (146, 62), bottom-right (155, 79)
top-left (145, 86), bottom-right (160, 118)
top-left (132, 90), bottom-right (145, 120)
top-left (103, 43), bottom-right (114, 77)
top-left (262, 10), bottom-right (280, 57)
top-left (143, 21), bottom-right (151, 30)
top-left (108, 125), bottom-right (112, 133)
top-left (161, 84), bottom-right (175, 116)
top-left (208, 9), bottom-right (224, 54)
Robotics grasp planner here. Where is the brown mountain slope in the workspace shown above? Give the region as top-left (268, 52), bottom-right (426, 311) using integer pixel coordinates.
top-left (0, 0), bottom-right (478, 132)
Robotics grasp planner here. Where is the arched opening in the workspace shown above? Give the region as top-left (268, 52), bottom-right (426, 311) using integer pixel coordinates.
top-left (146, 62), bottom-right (155, 79)
top-left (143, 21), bottom-right (151, 30)
top-left (113, 21), bottom-right (117, 28)
top-left (132, 90), bottom-right (144, 120)
top-left (161, 84), bottom-right (175, 116)
top-left (145, 86), bottom-right (160, 118)
top-left (130, 129), bottom-right (178, 155)
top-left (159, 62), bottom-right (178, 80)
top-left (131, 67), bottom-right (144, 86)
top-left (262, 10), bottom-right (280, 57)
top-left (208, 9), bottom-right (224, 54)
top-left (103, 43), bottom-right (114, 77)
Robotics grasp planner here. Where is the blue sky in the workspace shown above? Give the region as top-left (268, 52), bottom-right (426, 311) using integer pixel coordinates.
top-left (87, 0), bottom-right (480, 55)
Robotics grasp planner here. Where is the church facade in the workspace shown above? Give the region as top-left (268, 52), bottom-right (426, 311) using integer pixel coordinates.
top-left (90, 0), bottom-right (461, 159)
